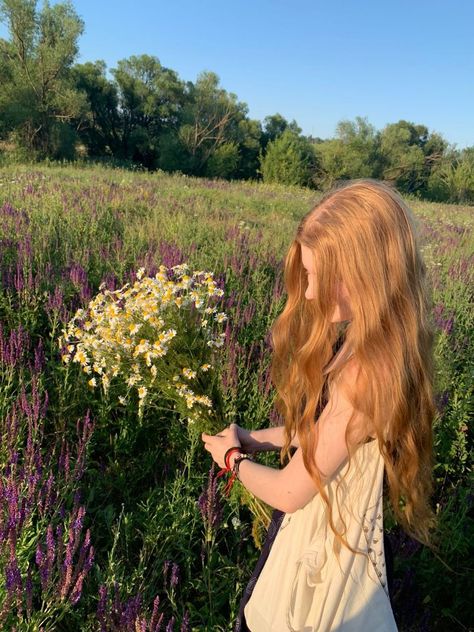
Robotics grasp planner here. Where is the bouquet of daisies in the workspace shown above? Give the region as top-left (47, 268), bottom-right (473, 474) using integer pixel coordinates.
top-left (58, 263), bottom-right (227, 424)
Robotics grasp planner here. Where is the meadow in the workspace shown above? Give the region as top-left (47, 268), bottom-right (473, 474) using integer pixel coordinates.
top-left (0, 164), bottom-right (472, 631)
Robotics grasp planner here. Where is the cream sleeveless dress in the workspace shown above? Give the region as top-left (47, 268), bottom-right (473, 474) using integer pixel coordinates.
top-left (243, 437), bottom-right (398, 631)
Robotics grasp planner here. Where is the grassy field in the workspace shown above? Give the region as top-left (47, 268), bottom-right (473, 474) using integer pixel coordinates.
top-left (0, 164), bottom-right (472, 631)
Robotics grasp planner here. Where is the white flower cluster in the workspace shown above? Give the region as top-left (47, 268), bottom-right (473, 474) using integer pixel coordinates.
top-left (58, 263), bottom-right (226, 418)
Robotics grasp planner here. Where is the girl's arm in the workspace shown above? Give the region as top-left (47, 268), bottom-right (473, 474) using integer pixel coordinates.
top-left (231, 361), bottom-right (365, 514)
top-left (238, 425), bottom-right (300, 453)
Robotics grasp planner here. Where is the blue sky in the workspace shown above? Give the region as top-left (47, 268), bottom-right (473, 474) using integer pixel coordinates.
top-left (1, 0), bottom-right (473, 148)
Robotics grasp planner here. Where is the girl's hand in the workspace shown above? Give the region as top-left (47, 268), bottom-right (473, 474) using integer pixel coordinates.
top-left (234, 424), bottom-right (258, 454)
top-left (201, 423), bottom-right (241, 469)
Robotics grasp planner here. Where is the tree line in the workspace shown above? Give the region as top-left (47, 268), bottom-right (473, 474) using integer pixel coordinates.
top-left (1, 0), bottom-right (473, 202)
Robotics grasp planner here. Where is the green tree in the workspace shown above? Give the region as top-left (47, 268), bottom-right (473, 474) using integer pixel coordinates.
top-left (427, 148), bottom-right (474, 203)
top-left (205, 141), bottom-right (240, 179)
top-left (0, 0), bottom-right (85, 159)
top-left (157, 129), bottom-right (194, 173)
top-left (177, 71), bottom-right (249, 175)
top-left (158, 73), bottom-right (261, 179)
top-left (261, 113), bottom-right (301, 149)
top-left (259, 128), bottom-right (317, 188)
top-left (232, 117), bottom-right (262, 179)
top-left (70, 60), bottom-right (121, 157)
top-left (110, 54), bottom-right (186, 169)
top-left (379, 120), bottom-right (448, 194)
top-left (312, 116), bottom-right (379, 189)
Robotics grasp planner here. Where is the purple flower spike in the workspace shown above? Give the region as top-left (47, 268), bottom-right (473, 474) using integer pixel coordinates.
top-left (5, 555), bottom-right (22, 597)
top-left (155, 612), bottom-right (165, 631)
top-left (69, 263), bottom-right (88, 288)
top-left (433, 302), bottom-right (455, 336)
top-left (97, 584), bottom-right (108, 624)
top-left (0, 324), bottom-right (30, 367)
top-left (180, 609), bottom-right (190, 632)
top-left (158, 240), bottom-right (186, 269)
top-left (197, 463), bottom-right (224, 534)
top-left (45, 523), bottom-right (55, 587)
top-left (33, 338), bottom-right (46, 373)
top-left (25, 565), bottom-right (33, 616)
top-left (46, 286), bottom-right (64, 314)
top-left (35, 542), bottom-right (44, 567)
top-left (163, 559), bottom-right (171, 589)
top-left (69, 572), bottom-right (85, 605)
top-left (149, 595), bottom-right (161, 630)
top-left (100, 272), bottom-right (118, 291)
top-left (170, 562), bottom-right (180, 588)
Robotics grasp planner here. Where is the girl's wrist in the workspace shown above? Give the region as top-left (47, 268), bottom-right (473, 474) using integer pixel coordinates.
top-left (224, 446), bottom-right (242, 470)
top-left (228, 450), bottom-right (244, 469)
top-left (232, 452), bottom-right (256, 480)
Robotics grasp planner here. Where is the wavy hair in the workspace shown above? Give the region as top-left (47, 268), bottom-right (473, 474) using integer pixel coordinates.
top-left (269, 178), bottom-right (438, 553)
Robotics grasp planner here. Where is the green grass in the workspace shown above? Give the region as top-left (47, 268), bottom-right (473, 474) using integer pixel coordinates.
top-left (0, 163), bottom-right (472, 631)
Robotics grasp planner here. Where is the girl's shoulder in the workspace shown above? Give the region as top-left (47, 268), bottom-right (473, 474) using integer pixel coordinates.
top-left (330, 356), bottom-right (376, 443)
top-left (329, 354), bottom-right (363, 398)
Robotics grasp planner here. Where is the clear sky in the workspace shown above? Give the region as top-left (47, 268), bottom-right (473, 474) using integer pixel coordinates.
top-left (1, 0), bottom-right (473, 149)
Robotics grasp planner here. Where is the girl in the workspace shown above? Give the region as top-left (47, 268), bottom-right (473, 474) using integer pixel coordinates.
top-left (201, 178), bottom-right (437, 631)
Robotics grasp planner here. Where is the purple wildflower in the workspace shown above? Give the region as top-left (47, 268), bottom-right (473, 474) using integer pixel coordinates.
top-left (180, 609), bottom-right (190, 632)
top-left (5, 555), bottom-right (22, 597)
top-left (197, 462), bottom-right (224, 533)
top-left (46, 286), bottom-right (64, 314)
top-left (158, 240), bottom-right (186, 269)
top-left (163, 559), bottom-right (171, 589)
top-left (433, 302), bottom-right (455, 335)
top-left (25, 565), bottom-right (33, 616)
top-left (45, 524), bottom-right (55, 586)
top-left (97, 584), bottom-right (108, 629)
top-left (149, 595), bottom-right (161, 630)
top-left (33, 337), bottom-right (45, 373)
top-left (170, 562), bottom-right (180, 588)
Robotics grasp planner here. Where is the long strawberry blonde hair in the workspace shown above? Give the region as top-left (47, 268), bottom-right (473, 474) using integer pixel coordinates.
top-left (269, 178), bottom-right (438, 553)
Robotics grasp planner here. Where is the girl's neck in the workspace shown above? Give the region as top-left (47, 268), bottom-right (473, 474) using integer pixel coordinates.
top-left (324, 324), bottom-right (354, 376)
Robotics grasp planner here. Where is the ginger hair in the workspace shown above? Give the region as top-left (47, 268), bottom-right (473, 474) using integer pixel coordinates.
top-left (269, 178), bottom-right (438, 554)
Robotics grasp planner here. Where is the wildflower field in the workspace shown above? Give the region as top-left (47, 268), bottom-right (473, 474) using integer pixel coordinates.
top-left (0, 164), bottom-right (472, 631)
